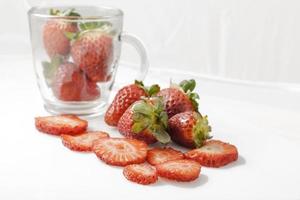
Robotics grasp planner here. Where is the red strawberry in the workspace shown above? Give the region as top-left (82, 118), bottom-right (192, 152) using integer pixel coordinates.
top-left (156, 159), bottom-right (201, 182)
top-left (70, 22), bottom-right (114, 82)
top-left (93, 138), bottom-right (148, 166)
top-left (157, 79), bottom-right (199, 118)
top-left (35, 115), bottom-right (87, 136)
top-left (105, 81), bottom-right (160, 126)
top-left (147, 147), bottom-right (184, 165)
top-left (61, 131), bottom-right (109, 152)
top-left (43, 9), bottom-right (80, 58)
top-left (52, 62), bottom-right (100, 101)
top-left (168, 111), bottom-right (211, 148)
top-left (52, 62), bottom-right (84, 101)
top-left (80, 79), bottom-right (101, 101)
top-left (117, 97), bottom-right (170, 144)
top-left (185, 140), bottom-right (238, 168)
top-left (123, 163), bottom-right (158, 185)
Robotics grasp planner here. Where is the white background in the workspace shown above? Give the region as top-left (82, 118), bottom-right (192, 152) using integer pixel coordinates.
top-left (1, 0), bottom-right (300, 84)
top-left (1, 1), bottom-right (300, 200)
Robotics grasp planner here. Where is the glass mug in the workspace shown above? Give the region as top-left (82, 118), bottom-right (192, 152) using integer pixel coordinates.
top-left (28, 6), bottom-right (149, 116)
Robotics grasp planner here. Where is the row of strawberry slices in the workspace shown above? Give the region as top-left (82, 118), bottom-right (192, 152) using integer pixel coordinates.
top-left (35, 114), bottom-right (238, 185)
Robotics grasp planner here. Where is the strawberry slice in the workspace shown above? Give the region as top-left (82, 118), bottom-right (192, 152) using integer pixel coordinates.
top-left (61, 131), bottom-right (109, 152)
top-left (185, 140), bottom-right (238, 168)
top-left (156, 159), bottom-right (201, 182)
top-left (147, 147), bottom-right (184, 165)
top-left (93, 138), bottom-right (148, 166)
top-left (35, 115), bottom-right (87, 136)
top-left (123, 163), bottom-right (158, 185)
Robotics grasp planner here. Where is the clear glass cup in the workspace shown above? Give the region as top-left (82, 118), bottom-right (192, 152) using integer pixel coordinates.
top-left (28, 6), bottom-right (149, 116)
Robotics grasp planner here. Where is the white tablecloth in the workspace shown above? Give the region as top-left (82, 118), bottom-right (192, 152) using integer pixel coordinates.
top-left (1, 55), bottom-right (300, 200)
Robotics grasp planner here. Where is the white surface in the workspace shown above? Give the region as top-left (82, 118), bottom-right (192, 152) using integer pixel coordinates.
top-left (1, 55), bottom-right (300, 200)
top-left (2, 0), bottom-right (300, 83)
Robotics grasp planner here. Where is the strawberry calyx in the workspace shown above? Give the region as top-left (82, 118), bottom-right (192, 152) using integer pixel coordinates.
top-left (131, 97), bottom-right (170, 144)
top-left (134, 80), bottom-right (160, 97)
top-left (192, 112), bottom-right (212, 148)
top-left (49, 8), bottom-right (81, 17)
top-left (65, 21), bottom-right (113, 41)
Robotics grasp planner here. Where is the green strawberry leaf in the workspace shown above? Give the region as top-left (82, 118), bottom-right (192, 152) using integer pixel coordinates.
top-left (193, 114), bottom-right (212, 148)
top-left (132, 101), bottom-right (153, 116)
top-left (148, 84), bottom-right (160, 96)
top-left (151, 127), bottom-right (171, 144)
top-left (64, 31), bottom-right (80, 41)
top-left (49, 8), bottom-right (61, 16)
top-left (63, 8), bottom-right (81, 17)
top-left (131, 98), bottom-right (170, 144)
top-left (132, 119), bottom-right (150, 133)
top-left (49, 8), bottom-right (81, 17)
top-left (179, 79), bottom-right (196, 93)
top-left (42, 56), bottom-right (63, 86)
top-left (79, 21), bottom-right (112, 31)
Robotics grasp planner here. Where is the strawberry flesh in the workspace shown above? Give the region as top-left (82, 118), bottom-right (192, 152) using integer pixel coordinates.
top-left (123, 163), bottom-right (158, 185)
top-left (185, 140), bottom-right (238, 167)
top-left (93, 138), bottom-right (148, 166)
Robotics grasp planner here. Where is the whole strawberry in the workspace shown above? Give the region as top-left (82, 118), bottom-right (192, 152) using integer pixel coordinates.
top-left (105, 81), bottom-right (160, 126)
top-left (70, 22), bottom-right (113, 82)
top-left (43, 8), bottom-right (80, 58)
top-left (52, 62), bottom-right (84, 101)
top-left (117, 97), bottom-right (170, 144)
top-left (157, 79), bottom-right (199, 118)
top-left (52, 62), bottom-right (100, 101)
top-left (168, 111), bottom-right (211, 148)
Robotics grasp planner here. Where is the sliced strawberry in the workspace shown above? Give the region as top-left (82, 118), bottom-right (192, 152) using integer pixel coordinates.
top-left (35, 115), bottom-right (87, 136)
top-left (61, 131), bottom-right (109, 152)
top-left (123, 163), bottom-right (158, 185)
top-left (147, 147), bottom-right (184, 165)
top-left (156, 159), bottom-right (201, 182)
top-left (185, 140), bottom-right (238, 168)
top-left (93, 138), bottom-right (148, 166)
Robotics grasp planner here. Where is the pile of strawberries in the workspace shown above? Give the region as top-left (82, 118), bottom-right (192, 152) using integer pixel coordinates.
top-left (41, 8), bottom-right (114, 101)
top-left (35, 79), bottom-right (238, 185)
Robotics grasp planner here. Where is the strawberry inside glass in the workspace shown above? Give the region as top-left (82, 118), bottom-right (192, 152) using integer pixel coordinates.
top-left (28, 6), bottom-right (149, 116)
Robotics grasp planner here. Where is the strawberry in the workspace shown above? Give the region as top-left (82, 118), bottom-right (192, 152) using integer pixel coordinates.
top-left (70, 22), bottom-right (114, 82)
top-left (156, 159), bottom-right (201, 182)
top-left (168, 111), bottom-right (211, 148)
top-left (147, 147), bottom-right (184, 165)
top-left (157, 79), bottom-right (199, 118)
top-left (105, 81), bottom-right (160, 126)
top-left (185, 140), bottom-right (238, 168)
top-left (93, 138), bottom-right (148, 166)
top-left (61, 131), bottom-right (109, 152)
top-left (35, 115), bottom-right (87, 136)
top-left (117, 97), bottom-right (170, 144)
top-left (80, 79), bottom-right (101, 101)
top-left (52, 62), bottom-right (100, 101)
top-left (123, 163), bottom-right (158, 185)
top-left (43, 8), bottom-right (80, 58)
top-left (52, 62), bottom-right (84, 101)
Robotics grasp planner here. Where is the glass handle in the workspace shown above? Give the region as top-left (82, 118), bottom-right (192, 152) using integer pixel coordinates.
top-left (120, 33), bottom-right (149, 81)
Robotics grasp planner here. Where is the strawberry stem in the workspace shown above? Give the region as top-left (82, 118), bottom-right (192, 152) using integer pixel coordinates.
top-left (131, 98), bottom-right (170, 144)
top-left (134, 80), bottom-right (160, 97)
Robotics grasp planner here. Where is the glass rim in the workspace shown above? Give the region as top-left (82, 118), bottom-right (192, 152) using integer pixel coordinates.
top-left (28, 5), bottom-right (124, 20)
